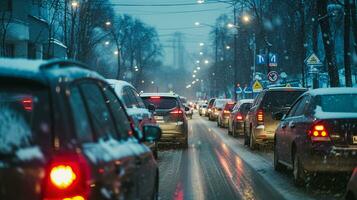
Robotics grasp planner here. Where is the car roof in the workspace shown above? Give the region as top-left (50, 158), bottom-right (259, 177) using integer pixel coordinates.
top-left (0, 58), bottom-right (104, 84)
top-left (308, 87), bottom-right (357, 96)
top-left (265, 87), bottom-right (307, 92)
top-left (106, 79), bottom-right (134, 90)
top-left (238, 99), bottom-right (254, 104)
top-left (140, 92), bottom-right (179, 98)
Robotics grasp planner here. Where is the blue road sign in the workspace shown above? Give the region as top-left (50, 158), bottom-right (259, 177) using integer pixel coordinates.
top-left (236, 87), bottom-right (243, 94)
top-left (256, 54), bottom-right (278, 66)
top-left (243, 86), bottom-right (253, 94)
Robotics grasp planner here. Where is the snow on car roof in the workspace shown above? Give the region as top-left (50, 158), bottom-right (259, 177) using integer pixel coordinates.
top-left (238, 99), bottom-right (254, 104)
top-left (309, 87), bottom-right (357, 96)
top-left (0, 58), bottom-right (46, 72)
top-left (106, 79), bottom-right (134, 90)
top-left (140, 92), bottom-right (179, 98)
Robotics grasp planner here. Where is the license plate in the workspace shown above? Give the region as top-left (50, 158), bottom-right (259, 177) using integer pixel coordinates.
top-left (353, 136), bottom-right (357, 144)
top-left (155, 116), bottom-right (163, 120)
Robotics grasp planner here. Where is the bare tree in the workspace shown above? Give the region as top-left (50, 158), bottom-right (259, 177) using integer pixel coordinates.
top-left (0, 1), bottom-right (12, 57)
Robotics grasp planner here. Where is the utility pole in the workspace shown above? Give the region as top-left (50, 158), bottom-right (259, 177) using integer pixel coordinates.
top-left (265, 36), bottom-right (272, 74)
top-left (64, 0), bottom-right (67, 47)
top-left (252, 33), bottom-right (256, 81)
top-left (233, 4), bottom-right (238, 101)
top-left (215, 27), bottom-right (218, 97)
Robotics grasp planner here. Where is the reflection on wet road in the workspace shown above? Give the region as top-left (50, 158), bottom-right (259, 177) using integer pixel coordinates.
top-left (158, 116), bottom-right (284, 200)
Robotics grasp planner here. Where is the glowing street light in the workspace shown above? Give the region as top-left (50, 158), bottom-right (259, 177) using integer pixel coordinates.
top-left (204, 60), bottom-right (209, 64)
top-left (104, 41), bottom-right (110, 45)
top-left (227, 23), bottom-right (235, 28)
top-left (192, 74), bottom-right (196, 78)
top-left (197, 66), bottom-right (201, 70)
top-left (196, 60), bottom-right (200, 64)
top-left (105, 21), bottom-right (111, 26)
top-left (114, 50), bottom-right (119, 55)
top-left (193, 70), bottom-right (197, 73)
top-left (242, 14), bottom-right (251, 23)
top-left (226, 45), bottom-right (231, 50)
top-left (197, 0), bottom-right (205, 3)
top-left (194, 22), bottom-right (200, 26)
top-left (199, 42), bottom-right (205, 46)
top-left (71, 1), bottom-right (79, 8)
top-left (199, 52), bottom-right (203, 55)
top-left (151, 81), bottom-right (154, 84)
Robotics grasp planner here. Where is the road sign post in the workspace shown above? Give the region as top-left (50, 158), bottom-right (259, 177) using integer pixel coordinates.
top-left (304, 52), bottom-right (323, 88)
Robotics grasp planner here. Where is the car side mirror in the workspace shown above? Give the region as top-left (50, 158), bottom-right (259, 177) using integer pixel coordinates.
top-left (273, 112), bottom-right (285, 121)
top-left (185, 106), bottom-right (190, 112)
top-left (147, 104), bottom-right (156, 112)
top-left (142, 125), bottom-right (162, 142)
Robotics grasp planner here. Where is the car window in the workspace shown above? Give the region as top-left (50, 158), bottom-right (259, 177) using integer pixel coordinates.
top-left (68, 86), bottom-right (94, 143)
top-left (142, 97), bottom-right (178, 109)
top-left (123, 87), bottom-right (140, 108)
top-left (240, 103), bottom-right (252, 114)
top-left (130, 88), bottom-right (146, 108)
top-left (293, 96), bottom-right (309, 117)
top-left (80, 82), bottom-right (118, 141)
top-left (103, 86), bottom-right (133, 140)
top-left (318, 94), bottom-right (357, 113)
top-left (286, 97), bottom-right (304, 118)
top-left (263, 90), bottom-right (305, 109)
top-left (0, 85), bottom-right (51, 154)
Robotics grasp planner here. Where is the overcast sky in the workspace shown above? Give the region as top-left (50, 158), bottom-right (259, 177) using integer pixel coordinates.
top-left (112, 0), bottom-right (232, 66)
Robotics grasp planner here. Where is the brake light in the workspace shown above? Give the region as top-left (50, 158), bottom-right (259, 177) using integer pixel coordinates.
top-left (43, 154), bottom-right (90, 200)
top-left (22, 98), bottom-right (33, 111)
top-left (257, 109), bottom-right (264, 122)
top-left (308, 123), bottom-right (330, 142)
top-left (150, 96), bottom-right (160, 99)
top-left (223, 110), bottom-right (230, 114)
top-left (170, 108), bottom-right (183, 114)
top-left (236, 113), bottom-right (243, 121)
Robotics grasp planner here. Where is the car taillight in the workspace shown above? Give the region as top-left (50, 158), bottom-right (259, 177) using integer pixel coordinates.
top-left (150, 96), bottom-right (160, 99)
top-left (43, 154), bottom-right (90, 200)
top-left (22, 98), bottom-right (33, 111)
top-left (170, 108), bottom-right (183, 114)
top-left (236, 113), bottom-right (243, 121)
top-left (223, 110), bottom-right (230, 114)
top-left (50, 165), bottom-right (77, 189)
top-left (257, 109), bottom-right (264, 122)
top-left (308, 123), bottom-right (330, 142)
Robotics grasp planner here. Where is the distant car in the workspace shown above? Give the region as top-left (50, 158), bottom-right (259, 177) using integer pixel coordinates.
top-left (107, 79), bottom-right (159, 158)
top-left (206, 98), bottom-right (216, 117)
top-left (184, 103), bottom-right (193, 119)
top-left (228, 99), bottom-right (254, 137)
top-left (346, 168), bottom-right (357, 200)
top-left (217, 101), bottom-right (236, 128)
top-left (244, 87), bottom-right (307, 149)
top-left (0, 59), bottom-right (161, 200)
top-left (199, 104), bottom-right (208, 116)
top-left (208, 99), bottom-right (231, 121)
top-left (141, 93), bottom-right (189, 148)
top-left (274, 88), bottom-right (357, 186)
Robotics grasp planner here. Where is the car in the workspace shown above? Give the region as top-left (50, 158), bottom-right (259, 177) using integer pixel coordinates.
top-left (206, 98), bottom-right (216, 117)
top-left (199, 104), bottom-right (208, 116)
top-left (273, 88), bottom-right (357, 186)
top-left (228, 99), bottom-right (254, 137)
top-left (0, 58), bottom-right (161, 200)
top-left (107, 79), bottom-right (159, 159)
top-left (184, 103), bottom-right (193, 119)
top-left (346, 168), bottom-right (357, 200)
top-left (141, 93), bottom-right (189, 148)
top-left (244, 87), bottom-right (307, 149)
top-left (208, 98), bottom-right (231, 121)
top-left (217, 101), bottom-right (236, 128)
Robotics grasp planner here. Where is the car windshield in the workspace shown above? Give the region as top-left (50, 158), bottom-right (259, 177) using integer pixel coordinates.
top-left (142, 97), bottom-right (178, 110)
top-left (319, 94), bottom-right (357, 113)
top-left (215, 100), bottom-right (230, 108)
top-left (0, 86), bottom-right (51, 155)
top-left (264, 91), bottom-right (305, 109)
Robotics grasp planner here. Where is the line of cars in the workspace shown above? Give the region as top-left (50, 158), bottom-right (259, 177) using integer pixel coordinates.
top-left (0, 58), bottom-right (189, 200)
top-left (198, 87), bottom-right (357, 198)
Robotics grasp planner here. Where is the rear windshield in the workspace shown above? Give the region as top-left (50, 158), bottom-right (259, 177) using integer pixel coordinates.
top-left (0, 86), bottom-right (51, 155)
top-left (240, 103), bottom-right (252, 114)
top-left (318, 94), bottom-right (357, 113)
top-left (215, 100), bottom-right (231, 108)
top-left (202, 105), bottom-right (207, 108)
top-left (263, 91), bottom-right (305, 109)
top-left (142, 97), bottom-right (178, 110)
top-left (224, 103), bottom-right (235, 111)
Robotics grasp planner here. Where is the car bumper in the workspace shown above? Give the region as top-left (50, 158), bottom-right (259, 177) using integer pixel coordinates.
top-left (221, 117), bottom-right (229, 126)
top-left (253, 125), bottom-right (275, 143)
top-left (234, 122), bottom-right (245, 133)
top-left (157, 122), bottom-right (187, 144)
top-left (301, 150), bottom-right (357, 172)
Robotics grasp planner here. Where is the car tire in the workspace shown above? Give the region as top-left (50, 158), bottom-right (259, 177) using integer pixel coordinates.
top-left (293, 152), bottom-right (306, 187)
top-left (273, 142), bottom-right (285, 172)
top-left (249, 127), bottom-right (257, 150)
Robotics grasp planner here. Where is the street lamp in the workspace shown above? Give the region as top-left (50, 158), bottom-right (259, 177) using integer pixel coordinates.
top-left (197, 0), bottom-right (205, 3)
top-left (242, 15), bottom-right (251, 23)
top-left (226, 45), bottom-right (230, 50)
top-left (199, 42), bottom-right (205, 46)
top-left (114, 50), bottom-right (119, 55)
top-left (71, 1), bottom-right (79, 8)
top-left (204, 60), bottom-right (209, 64)
top-left (105, 21), bottom-right (111, 26)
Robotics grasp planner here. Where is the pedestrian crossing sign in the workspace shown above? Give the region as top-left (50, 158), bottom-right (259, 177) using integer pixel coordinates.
top-left (252, 80), bottom-right (263, 92)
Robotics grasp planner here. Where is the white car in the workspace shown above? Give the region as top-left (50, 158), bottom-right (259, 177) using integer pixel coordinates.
top-left (107, 79), bottom-right (159, 158)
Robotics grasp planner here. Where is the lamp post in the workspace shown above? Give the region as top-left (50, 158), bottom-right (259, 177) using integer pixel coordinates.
top-left (105, 21), bottom-right (121, 79)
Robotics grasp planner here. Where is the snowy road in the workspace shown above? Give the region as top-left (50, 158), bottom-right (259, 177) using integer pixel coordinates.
top-left (157, 114), bottom-right (346, 200)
